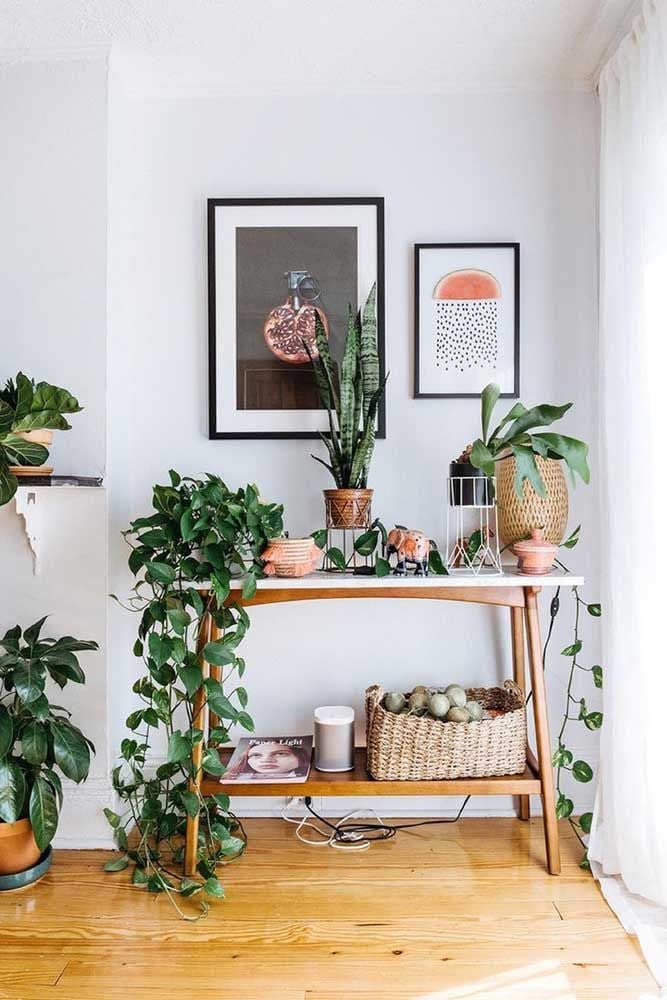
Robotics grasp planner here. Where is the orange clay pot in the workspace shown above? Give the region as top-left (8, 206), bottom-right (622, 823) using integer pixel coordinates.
top-left (512, 527), bottom-right (558, 576)
top-left (0, 819), bottom-right (41, 876)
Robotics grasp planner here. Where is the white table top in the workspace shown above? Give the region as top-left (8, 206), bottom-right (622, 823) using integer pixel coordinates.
top-left (225, 568), bottom-right (583, 591)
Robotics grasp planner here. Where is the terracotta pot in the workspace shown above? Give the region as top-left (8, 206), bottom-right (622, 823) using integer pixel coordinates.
top-left (512, 528), bottom-right (559, 576)
top-left (323, 488), bottom-right (373, 530)
top-left (496, 456), bottom-right (568, 546)
top-left (15, 430), bottom-right (53, 448)
top-left (0, 819), bottom-right (41, 876)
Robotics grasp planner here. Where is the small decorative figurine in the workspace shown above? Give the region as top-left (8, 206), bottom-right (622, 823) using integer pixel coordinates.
top-left (260, 537), bottom-right (323, 578)
top-left (385, 528), bottom-right (431, 576)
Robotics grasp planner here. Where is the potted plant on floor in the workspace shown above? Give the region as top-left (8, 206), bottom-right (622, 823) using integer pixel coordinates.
top-left (308, 285), bottom-right (388, 530)
top-left (465, 383), bottom-right (590, 545)
top-left (0, 618), bottom-right (98, 888)
top-left (0, 618), bottom-right (97, 884)
top-left (0, 373), bottom-right (83, 506)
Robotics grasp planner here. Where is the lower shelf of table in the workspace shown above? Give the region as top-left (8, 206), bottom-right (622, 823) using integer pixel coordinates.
top-left (201, 748), bottom-right (542, 797)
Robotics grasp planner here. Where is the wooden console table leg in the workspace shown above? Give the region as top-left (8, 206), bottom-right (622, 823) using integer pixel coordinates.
top-left (524, 587), bottom-right (560, 875)
top-left (510, 606), bottom-right (530, 821)
top-left (184, 614), bottom-right (211, 877)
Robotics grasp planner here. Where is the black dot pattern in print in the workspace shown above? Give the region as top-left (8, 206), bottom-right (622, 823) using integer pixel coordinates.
top-left (434, 300), bottom-right (498, 371)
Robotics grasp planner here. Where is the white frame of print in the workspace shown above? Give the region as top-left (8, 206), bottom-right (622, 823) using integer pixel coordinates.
top-left (413, 243), bottom-right (520, 399)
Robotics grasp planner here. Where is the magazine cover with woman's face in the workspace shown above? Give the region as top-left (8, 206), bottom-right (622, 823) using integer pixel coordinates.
top-left (220, 736), bottom-right (313, 783)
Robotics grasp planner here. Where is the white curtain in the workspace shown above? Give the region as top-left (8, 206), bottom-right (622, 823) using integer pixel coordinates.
top-left (592, 0), bottom-right (667, 989)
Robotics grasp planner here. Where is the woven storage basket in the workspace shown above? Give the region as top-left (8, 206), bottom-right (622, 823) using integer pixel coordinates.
top-left (365, 681), bottom-right (526, 781)
top-left (496, 455), bottom-right (568, 547)
top-left (324, 488), bottom-right (373, 529)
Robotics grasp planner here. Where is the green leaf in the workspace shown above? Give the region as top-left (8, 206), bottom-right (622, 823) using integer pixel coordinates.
top-left (374, 556), bottom-right (391, 577)
top-left (210, 792), bottom-right (230, 811)
top-left (236, 712), bottom-right (254, 732)
top-left (339, 305), bottom-right (360, 471)
top-left (202, 748), bottom-right (225, 776)
top-left (360, 283), bottom-right (379, 421)
top-left (428, 549), bottom-right (448, 576)
top-left (178, 664), bottom-right (203, 697)
top-left (311, 529), bottom-right (327, 550)
top-left (511, 443), bottom-right (546, 499)
top-left (326, 547), bottom-right (346, 572)
top-left (588, 603), bottom-right (602, 617)
top-left (580, 851), bottom-right (591, 871)
top-left (0, 706), bottom-right (12, 759)
top-left (205, 682), bottom-right (237, 721)
top-left (572, 760), bottom-right (593, 783)
top-left (592, 665), bottom-right (603, 689)
top-left (579, 812), bottom-right (593, 834)
top-left (552, 745), bottom-right (573, 767)
top-left (180, 877), bottom-right (202, 897)
top-left (21, 721), bottom-right (48, 765)
top-left (353, 529), bottom-right (378, 557)
top-left (531, 433), bottom-right (590, 486)
top-left (0, 458), bottom-right (18, 507)
top-left (24, 616), bottom-right (48, 648)
top-left (167, 731), bottom-right (191, 764)
top-left (561, 640), bottom-right (582, 657)
top-left (503, 402), bottom-right (572, 442)
top-left (145, 561), bottom-right (176, 586)
top-left (480, 383), bottom-right (501, 442)
top-left (202, 640), bottom-right (236, 667)
top-left (242, 574), bottom-right (257, 601)
top-left (1, 434), bottom-right (49, 467)
top-left (561, 524), bottom-right (580, 549)
top-left (167, 607), bottom-right (190, 635)
top-left (133, 866), bottom-right (150, 885)
top-left (555, 793), bottom-right (574, 820)
top-left (30, 382), bottom-right (81, 415)
top-left (104, 808), bottom-right (122, 829)
top-left (104, 854), bottom-right (129, 872)
top-left (180, 790), bottom-right (200, 818)
top-left (468, 439), bottom-right (496, 477)
top-left (0, 758), bottom-right (26, 822)
top-left (51, 720), bottom-right (91, 783)
top-left (29, 775), bottom-right (59, 851)
top-left (584, 711), bottom-right (603, 731)
top-left (13, 660), bottom-right (46, 704)
top-left (148, 633), bottom-right (172, 667)
top-left (203, 876), bottom-right (225, 898)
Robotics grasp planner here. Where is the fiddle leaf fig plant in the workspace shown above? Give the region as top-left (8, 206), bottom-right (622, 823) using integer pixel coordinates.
top-left (0, 618), bottom-right (97, 851)
top-left (308, 284), bottom-right (388, 488)
top-left (0, 373), bottom-right (83, 506)
top-left (106, 472), bottom-right (283, 917)
top-left (468, 383), bottom-right (590, 499)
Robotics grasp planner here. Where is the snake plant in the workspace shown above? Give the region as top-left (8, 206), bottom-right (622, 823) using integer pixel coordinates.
top-left (308, 284), bottom-right (387, 488)
top-left (469, 383), bottom-right (590, 498)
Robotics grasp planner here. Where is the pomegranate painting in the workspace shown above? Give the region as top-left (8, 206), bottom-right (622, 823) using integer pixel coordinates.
top-left (433, 269), bottom-right (501, 373)
top-left (263, 269), bottom-right (329, 365)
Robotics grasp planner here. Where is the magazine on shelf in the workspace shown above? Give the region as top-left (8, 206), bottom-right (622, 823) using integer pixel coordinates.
top-left (219, 736), bottom-right (313, 784)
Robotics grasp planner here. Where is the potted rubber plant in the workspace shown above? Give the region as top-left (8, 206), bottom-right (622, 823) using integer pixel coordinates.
top-left (308, 284), bottom-right (388, 529)
top-left (0, 618), bottom-right (97, 884)
top-left (466, 383), bottom-right (590, 545)
top-left (0, 372), bottom-right (83, 506)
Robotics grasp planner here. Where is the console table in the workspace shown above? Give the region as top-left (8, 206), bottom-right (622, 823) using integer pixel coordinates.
top-left (184, 570), bottom-right (583, 877)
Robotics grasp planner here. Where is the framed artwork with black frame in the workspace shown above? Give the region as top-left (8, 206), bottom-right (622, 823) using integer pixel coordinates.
top-left (208, 197), bottom-right (385, 439)
top-left (414, 243), bottom-right (520, 399)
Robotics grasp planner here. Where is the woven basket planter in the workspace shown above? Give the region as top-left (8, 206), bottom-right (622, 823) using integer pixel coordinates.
top-left (496, 455), bottom-right (568, 547)
top-left (324, 488), bottom-right (373, 529)
top-left (365, 681), bottom-right (526, 781)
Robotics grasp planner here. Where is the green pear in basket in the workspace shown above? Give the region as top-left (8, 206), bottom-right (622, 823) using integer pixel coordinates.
top-left (446, 706), bottom-right (471, 723)
top-left (384, 692), bottom-right (407, 714)
top-left (445, 684), bottom-right (467, 708)
top-left (427, 693), bottom-right (450, 719)
top-left (466, 700), bottom-right (483, 721)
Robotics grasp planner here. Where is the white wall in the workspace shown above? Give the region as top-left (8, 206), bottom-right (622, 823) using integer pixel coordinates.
top-left (0, 58), bottom-right (112, 845)
top-left (108, 88), bottom-right (601, 815)
top-left (0, 58), bottom-right (108, 476)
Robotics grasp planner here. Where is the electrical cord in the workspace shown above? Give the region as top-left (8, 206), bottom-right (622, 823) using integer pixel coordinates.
top-left (281, 794), bottom-right (471, 852)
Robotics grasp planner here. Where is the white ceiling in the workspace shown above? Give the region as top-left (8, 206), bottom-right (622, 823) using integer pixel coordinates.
top-left (0, 0), bottom-right (638, 95)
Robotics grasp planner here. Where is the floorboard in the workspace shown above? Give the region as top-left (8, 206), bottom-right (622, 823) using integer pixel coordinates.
top-left (0, 818), bottom-right (657, 1000)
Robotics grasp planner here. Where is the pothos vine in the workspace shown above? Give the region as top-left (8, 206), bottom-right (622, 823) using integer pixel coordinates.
top-left (104, 472), bottom-right (283, 917)
top-left (542, 524), bottom-right (602, 868)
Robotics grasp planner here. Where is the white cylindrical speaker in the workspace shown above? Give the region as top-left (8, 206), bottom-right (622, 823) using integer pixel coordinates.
top-left (314, 705), bottom-right (355, 772)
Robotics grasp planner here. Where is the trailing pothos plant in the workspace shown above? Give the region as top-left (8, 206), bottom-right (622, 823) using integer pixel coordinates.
top-left (0, 618), bottom-right (97, 850)
top-left (311, 519), bottom-right (448, 576)
top-left (541, 524), bottom-right (602, 869)
top-left (105, 472), bottom-right (283, 917)
top-left (0, 373), bottom-right (82, 505)
top-left (468, 383), bottom-right (590, 498)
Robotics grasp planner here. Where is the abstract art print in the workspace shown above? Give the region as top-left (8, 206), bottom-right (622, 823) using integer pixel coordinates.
top-left (414, 243), bottom-right (519, 398)
top-left (208, 198), bottom-right (385, 438)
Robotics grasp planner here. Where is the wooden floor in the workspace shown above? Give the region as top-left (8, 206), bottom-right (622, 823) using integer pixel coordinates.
top-left (0, 817), bottom-right (656, 1000)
